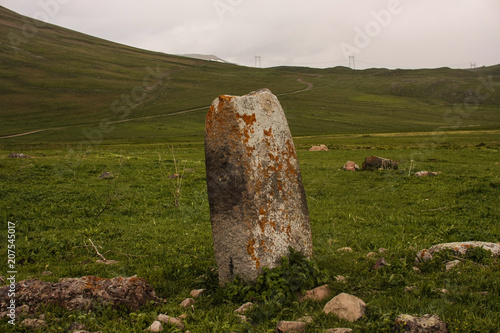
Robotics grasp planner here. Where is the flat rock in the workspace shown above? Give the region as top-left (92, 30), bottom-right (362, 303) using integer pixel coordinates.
top-left (394, 314), bottom-right (448, 332)
top-left (179, 298), bottom-right (195, 308)
top-left (205, 89), bottom-right (313, 284)
top-left (417, 241), bottom-right (500, 262)
top-left (275, 320), bottom-right (306, 332)
top-left (323, 293), bottom-right (366, 322)
top-left (298, 284), bottom-right (331, 302)
top-left (362, 156), bottom-right (398, 171)
top-left (415, 171), bottom-right (441, 177)
top-left (157, 314), bottom-right (184, 330)
top-left (309, 144), bottom-right (329, 152)
top-left (0, 276), bottom-right (159, 313)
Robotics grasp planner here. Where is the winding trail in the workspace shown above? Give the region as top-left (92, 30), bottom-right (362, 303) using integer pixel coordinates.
top-left (0, 77), bottom-right (315, 140)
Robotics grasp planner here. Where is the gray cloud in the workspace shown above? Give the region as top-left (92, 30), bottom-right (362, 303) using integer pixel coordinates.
top-left (1, 0), bottom-right (499, 69)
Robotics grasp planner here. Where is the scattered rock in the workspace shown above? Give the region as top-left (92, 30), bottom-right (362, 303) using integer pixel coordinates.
top-left (0, 276), bottom-right (160, 313)
top-left (157, 314), bottom-right (184, 330)
top-left (8, 153), bottom-right (30, 158)
top-left (323, 293), bottom-right (366, 322)
top-left (205, 89), bottom-right (313, 284)
top-left (21, 318), bottom-right (47, 329)
top-left (95, 259), bottom-right (119, 265)
top-left (394, 314), bottom-right (448, 333)
top-left (335, 275), bottom-right (347, 283)
top-left (298, 284), bottom-right (331, 302)
top-left (235, 302), bottom-right (253, 314)
top-left (416, 241), bottom-right (500, 262)
top-left (373, 257), bottom-right (389, 270)
top-left (362, 156), bottom-right (398, 171)
top-left (309, 144), bottom-right (329, 152)
top-left (97, 171), bottom-right (113, 179)
top-left (326, 329), bottom-right (353, 333)
top-left (366, 252), bottom-right (377, 258)
top-left (190, 289), bottom-right (205, 298)
top-left (415, 171), bottom-right (441, 177)
top-left (145, 320), bottom-right (163, 332)
top-left (275, 320), bottom-right (307, 332)
top-left (179, 298), bottom-right (195, 308)
top-left (337, 247), bottom-right (353, 252)
top-left (66, 322), bottom-right (87, 331)
top-left (445, 260), bottom-right (461, 271)
top-left (342, 161), bottom-right (359, 171)
top-left (404, 286), bottom-right (418, 293)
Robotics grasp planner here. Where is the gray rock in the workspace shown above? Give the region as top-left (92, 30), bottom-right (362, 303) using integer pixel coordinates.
top-left (417, 241), bottom-right (500, 262)
top-left (205, 89), bottom-right (313, 284)
top-left (0, 276), bottom-right (159, 313)
top-left (323, 293), bottom-right (366, 322)
top-left (157, 314), bottom-right (184, 330)
top-left (145, 320), bottom-right (163, 332)
top-left (275, 320), bottom-right (306, 332)
top-left (394, 314), bottom-right (447, 332)
top-left (414, 171), bottom-right (441, 177)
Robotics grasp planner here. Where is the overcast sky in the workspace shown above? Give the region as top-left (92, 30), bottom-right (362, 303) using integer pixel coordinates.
top-left (1, 0), bottom-right (499, 69)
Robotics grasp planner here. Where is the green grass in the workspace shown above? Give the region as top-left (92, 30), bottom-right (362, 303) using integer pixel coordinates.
top-left (0, 134), bottom-right (499, 332)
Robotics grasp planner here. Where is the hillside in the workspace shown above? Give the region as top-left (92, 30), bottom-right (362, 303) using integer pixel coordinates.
top-left (0, 5), bottom-right (499, 145)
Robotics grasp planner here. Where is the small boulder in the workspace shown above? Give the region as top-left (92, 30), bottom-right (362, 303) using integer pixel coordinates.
top-left (235, 302), bottom-right (253, 314)
top-left (275, 321), bottom-right (306, 333)
top-left (362, 156), bottom-right (398, 171)
top-left (417, 241), bottom-right (500, 263)
top-left (179, 298), bottom-right (195, 308)
top-left (145, 320), bottom-right (163, 332)
top-left (342, 161), bottom-right (359, 172)
top-left (157, 314), bottom-right (184, 330)
top-left (394, 314), bottom-right (447, 333)
top-left (323, 293), bottom-right (366, 322)
top-left (309, 144), bottom-right (329, 152)
top-left (298, 284), bottom-right (331, 302)
top-left (190, 289), bottom-right (205, 298)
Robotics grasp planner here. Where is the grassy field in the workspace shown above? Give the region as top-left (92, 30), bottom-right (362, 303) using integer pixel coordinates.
top-left (1, 5), bottom-right (500, 333)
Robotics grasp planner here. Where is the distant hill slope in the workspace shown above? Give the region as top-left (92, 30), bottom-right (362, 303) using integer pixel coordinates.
top-left (0, 6), bottom-right (498, 144)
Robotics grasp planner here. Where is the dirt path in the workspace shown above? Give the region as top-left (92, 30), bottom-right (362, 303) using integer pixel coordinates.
top-left (0, 77), bottom-right (315, 140)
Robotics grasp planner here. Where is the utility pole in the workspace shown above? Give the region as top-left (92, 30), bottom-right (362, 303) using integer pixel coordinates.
top-left (255, 55), bottom-right (261, 68)
top-left (470, 62), bottom-right (476, 69)
top-left (349, 55), bottom-right (356, 70)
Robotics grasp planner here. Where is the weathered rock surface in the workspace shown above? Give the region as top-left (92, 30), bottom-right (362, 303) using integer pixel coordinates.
top-left (417, 241), bottom-right (500, 262)
top-left (275, 320), bottom-right (307, 332)
top-left (298, 284), bottom-right (331, 302)
top-left (394, 314), bottom-right (448, 332)
top-left (342, 161), bottom-right (359, 171)
top-left (323, 293), bottom-right (366, 322)
top-left (309, 144), bottom-right (329, 152)
top-left (0, 276), bottom-right (159, 313)
top-left (361, 156), bottom-right (398, 171)
top-left (205, 89), bottom-right (313, 284)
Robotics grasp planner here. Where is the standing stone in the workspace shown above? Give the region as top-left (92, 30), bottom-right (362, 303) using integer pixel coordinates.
top-left (205, 88), bottom-right (313, 284)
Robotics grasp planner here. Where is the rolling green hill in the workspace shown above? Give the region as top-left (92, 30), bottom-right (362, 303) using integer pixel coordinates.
top-left (0, 5), bottom-right (499, 145)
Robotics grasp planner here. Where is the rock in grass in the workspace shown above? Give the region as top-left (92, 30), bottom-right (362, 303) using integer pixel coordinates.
top-left (190, 289), bottom-right (205, 298)
top-left (235, 302), bottom-right (253, 314)
top-left (0, 276), bottom-right (159, 313)
top-left (394, 314), bottom-right (447, 333)
top-left (97, 171), bottom-right (113, 179)
top-left (309, 144), bottom-right (329, 151)
top-left (8, 153), bottom-right (30, 158)
top-left (416, 241), bottom-right (500, 262)
top-left (157, 314), bottom-right (184, 330)
top-left (414, 171), bottom-right (441, 177)
top-left (21, 318), bottom-right (47, 329)
top-left (145, 320), bottom-right (163, 332)
top-left (326, 329), bottom-right (353, 333)
top-left (298, 284), bottom-right (331, 302)
top-left (275, 320), bottom-right (307, 332)
top-left (361, 156), bottom-right (398, 171)
top-left (179, 298), bottom-right (195, 308)
top-left (342, 161), bottom-right (359, 171)
top-left (205, 89), bottom-right (313, 284)
top-left (373, 257), bottom-right (389, 270)
top-left (323, 293), bottom-right (366, 322)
